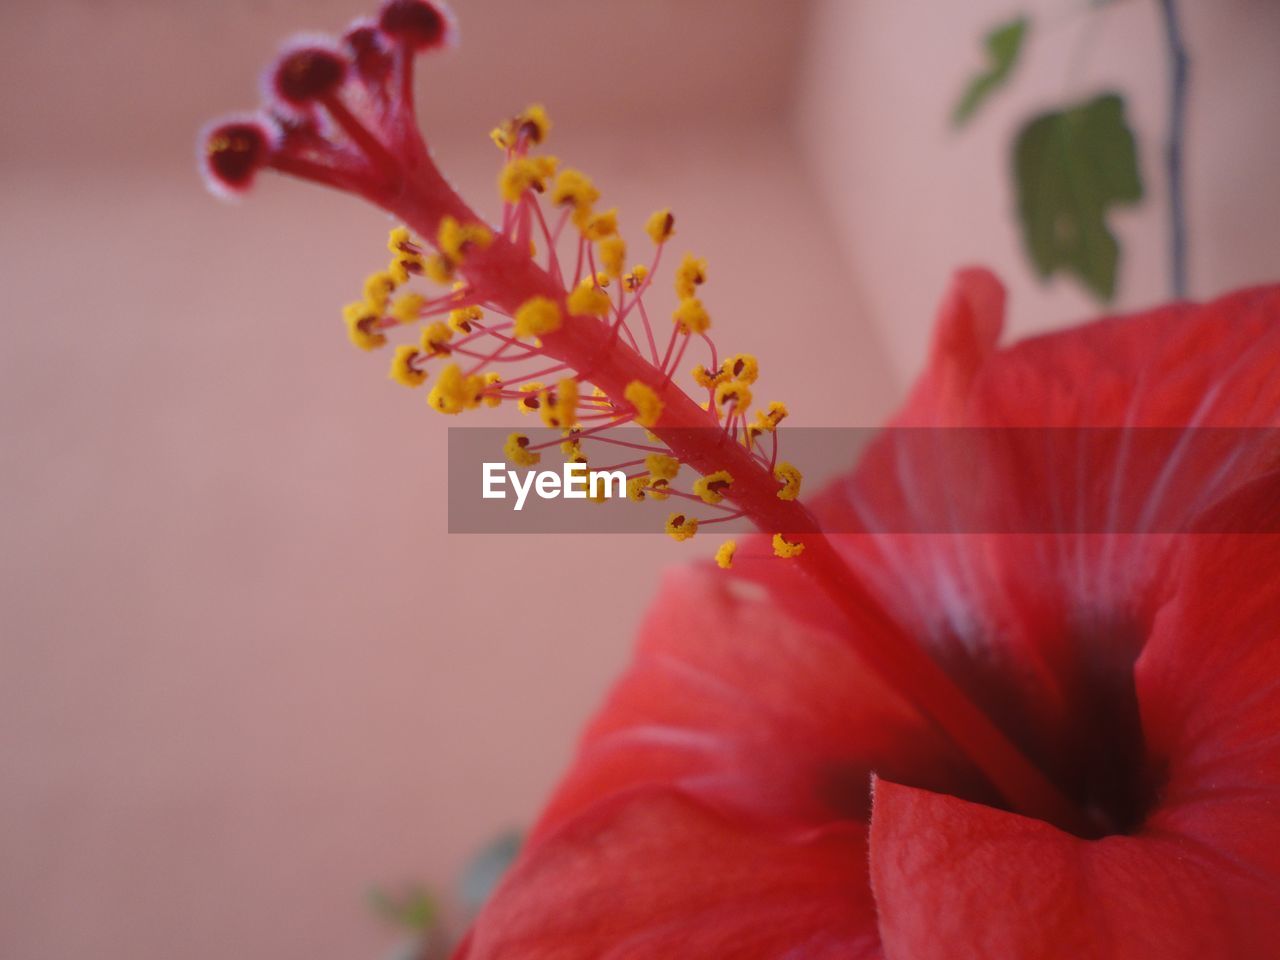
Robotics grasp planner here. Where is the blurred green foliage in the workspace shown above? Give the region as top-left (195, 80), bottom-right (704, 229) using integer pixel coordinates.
top-left (954, 12), bottom-right (1148, 303)
top-left (953, 16), bottom-right (1029, 127)
top-left (368, 885), bottom-right (439, 933)
top-left (1013, 93), bottom-right (1143, 301)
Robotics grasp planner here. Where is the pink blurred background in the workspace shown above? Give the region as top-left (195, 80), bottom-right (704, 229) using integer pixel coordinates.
top-left (2, 0), bottom-right (1277, 957)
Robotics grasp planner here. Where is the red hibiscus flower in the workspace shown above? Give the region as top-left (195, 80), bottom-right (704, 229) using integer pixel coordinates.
top-left (456, 272), bottom-right (1280, 959)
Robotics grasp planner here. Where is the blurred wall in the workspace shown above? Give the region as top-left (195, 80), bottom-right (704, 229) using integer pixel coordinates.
top-left (799, 0), bottom-right (1280, 383)
top-left (0, 2), bottom-right (891, 959)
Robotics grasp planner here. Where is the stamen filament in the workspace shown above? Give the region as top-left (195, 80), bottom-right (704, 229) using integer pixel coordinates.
top-left (528, 198), bottom-right (563, 285)
top-left (636, 299), bottom-right (660, 366)
top-left (577, 434), bottom-right (665, 454)
top-left (319, 94), bottom-right (403, 183)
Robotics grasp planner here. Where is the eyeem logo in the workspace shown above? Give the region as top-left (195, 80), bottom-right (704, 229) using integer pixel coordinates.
top-left (483, 462), bottom-right (626, 511)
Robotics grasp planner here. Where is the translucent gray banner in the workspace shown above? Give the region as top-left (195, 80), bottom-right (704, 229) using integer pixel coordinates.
top-left (447, 427), bottom-right (1280, 534)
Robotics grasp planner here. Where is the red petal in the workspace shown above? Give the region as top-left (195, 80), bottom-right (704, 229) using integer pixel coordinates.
top-left (869, 778), bottom-right (1280, 959)
top-left (1138, 473), bottom-right (1280, 878)
top-left (460, 788), bottom-right (877, 960)
top-left (881, 270), bottom-right (1280, 431)
top-left (896, 266), bottom-right (1006, 427)
top-left (968, 283), bottom-right (1280, 429)
top-left (531, 569), bottom-right (986, 842)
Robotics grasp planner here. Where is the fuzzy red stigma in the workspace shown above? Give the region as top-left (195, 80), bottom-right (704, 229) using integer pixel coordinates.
top-left (202, 121), bottom-right (271, 195)
top-left (273, 46), bottom-right (349, 106)
top-left (378, 0), bottom-right (453, 50)
top-left (343, 22), bottom-right (394, 81)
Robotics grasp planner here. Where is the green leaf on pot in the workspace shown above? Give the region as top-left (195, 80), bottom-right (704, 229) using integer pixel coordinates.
top-left (1013, 92), bottom-right (1143, 302)
top-left (953, 16), bottom-right (1029, 127)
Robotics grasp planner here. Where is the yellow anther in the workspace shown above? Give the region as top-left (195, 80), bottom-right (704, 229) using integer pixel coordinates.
top-left (428, 363), bottom-right (470, 415)
top-left (624, 380), bottom-right (664, 428)
top-left (645, 208), bottom-right (675, 245)
top-left (423, 253), bottom-right (455, 284)
top-left (558, 377), bottom-right (579, 422)
top-left (550, 169), bottom-right (600, 216)
top-left (387, 229), bottom-right (424, 282)
top-left (665, 512), bottom-right (699, 542)
top-left (567, 280), bottom-right (611, 318)
top-left (388, 344), bottom-right (426, 388)
top-left (774, 462), bottom-right (803, 501)
top-left (539, 378), bottom-right (580, 429)
top-left (342, 302), bottom-right (370, 323)
top-left (387, 226), bottom-right (418, 256)
top-left (722, 354), bottom-right (759, 384)
top-left (363, 271), bottom-right (398, 312)
top-left (481, 372), bottom-right (503, 407)
top-left (516, 103), bottom-right (551, 144)
top-left (648, 478), bottom-right (672, 500)
top-left (499, 156), bottom-right (558, 203)
top-left (561, 438), bottom-right (586, 461)
top-left (673, 298), bottom-right (711, 335)
top-left (491, 104), bottom-right (552, 151)
top-left (623, 264), bottom-right (649, 291)
top-left (626, 476), bottom-right (648, 501)
top-left (714, 379), bottom-right (753, 414)
top-left (504, 432), bottom-right (541, 467)
top-left (419, 321), bottom-right (454, 357)
top-left (583, 208), bottom-right (619, 241)
top-left (343, 302), bottom-right (386, 351)
top-left (438, 216), bottom-right (494, 262)
top-left (599, 235), bottom-right (626, 279)
top-left (715, 540), bottom-right (737, 570)
top-left (449, 304), bottom-right (483, 334)
top-left (390, 293), bottom-right (426, 325)
top-left (513, 296), bottom-right (562, 339)
top-left (384, 256), bottom-right (414, 285)
top-left (692, 469), bottom-right (734, 505)
top-left (674, 253), bottom-right (707, 299)
top-left (517, 382), bottom-right (545, 415)
top-left (465, 373), bottom-right (489, 409)
top-left (692, 363), bottom-right (729, 390)
top-left (645, 453), bottom-right (680, 481)
top-left (755, 401), bottom-right (789, 432)
top-left (772, 533), bottom-right (805, 558)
